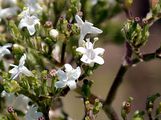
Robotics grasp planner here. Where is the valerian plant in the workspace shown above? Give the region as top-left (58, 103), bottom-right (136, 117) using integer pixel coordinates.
top-left (0, 0), bottom-right (161, 120)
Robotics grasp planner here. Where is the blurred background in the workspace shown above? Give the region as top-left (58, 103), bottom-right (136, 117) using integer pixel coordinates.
top-left (63, 0), bottom-right (161, 119)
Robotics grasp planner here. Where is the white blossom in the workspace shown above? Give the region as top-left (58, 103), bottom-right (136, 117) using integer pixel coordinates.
top-left (0, 43), bottom-right (12, 60)
top-left (25, 0), bottom-right (43, 14)
top-left (1, 91), bottom-right (30, 113)
top-left (76, 39), bottom-right (105, 66)
top-left (0, 7), bottom-right (18, 21)
top-left (75, 15), bottom-right (103, 46)
top-left (18, 13), bottom-right (40, 36)
top-left (49, 29), bottom-right (59, 38)
top-left (25, 106), bottom-right (43, 120)
top-left (55, 64), bottom-right (81, 90)
top-left (9, 54), bottom-right (33, 80)
top-left (0, 0), bottom-right (18, 21)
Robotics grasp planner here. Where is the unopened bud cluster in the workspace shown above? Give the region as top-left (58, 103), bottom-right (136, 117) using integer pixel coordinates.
top-left (122, 19), bottom-right (150, 48)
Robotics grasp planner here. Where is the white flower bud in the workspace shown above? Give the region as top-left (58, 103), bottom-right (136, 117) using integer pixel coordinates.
top-left (49, 29), bottom-right (59, 38)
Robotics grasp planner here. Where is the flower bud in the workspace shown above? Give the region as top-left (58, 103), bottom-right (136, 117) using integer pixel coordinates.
top-left (49, 69), bottom-right (57, 77)
top-left (49, 29), bottom-right (59, 38)
top-left (38, 116), bottom-right (45, 120)
top-left (7, 106), bottom-right (14, 113)
top-left (44, 21), bottom-right (53, 28)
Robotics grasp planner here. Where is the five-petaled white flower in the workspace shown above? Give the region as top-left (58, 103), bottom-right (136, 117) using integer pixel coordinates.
top-left (0, 43), bottom-right (12, 60)
top-left (76, 39), bottom-right (105, 66)
top-left (25, 106), bottom-right (43, 120)
top-left (18, 13), bottom-right (40, 36)
top-left (1, 91), bottom-right (30, 113)
top-left (55, 64), bottom-right (81, 90)
top-left (75, 15), bottom-right (103, 46)
top-left (9, 54), bottom-right (33, 79)
top-left (25, 0), bottom-right (43, 15)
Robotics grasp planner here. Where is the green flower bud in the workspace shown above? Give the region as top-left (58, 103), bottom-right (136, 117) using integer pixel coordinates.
top-left (121, 97), bottom-right (133, 119)
top-left (13, 44), bottom-right (25, 54)
top-left (132, 110), bottom-right (145, 120)
top-left (122, 20), bottom-right (150, 48)
top-left (93, 99), bottom-right (102, 114)
top-left (4, 80), bottom-right (20, 93)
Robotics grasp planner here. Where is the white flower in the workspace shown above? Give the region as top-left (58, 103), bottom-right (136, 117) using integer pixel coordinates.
top-left (49, 29), bottom-right (59, 38)
top-left (1, 91), bottom-right (30, 113)
top-left (75, 15), bottom-right (103, 46)
top-left (19, 7), bottom-right (30, 18)
top-left (25, 0), bottom-right (43, 14)
top-left (19, 14), bottom-right (40, 35)
top-left (25, 106), bottom-right (43, 120)
top-left (9, 54), bottom-right (33, 79)
top-left (76, 39), bottom-right (105, 66)
top-left (0, 43), bottom-right (12, 60)
top-left (55, 64), bottom-right (81, 90)
top-left (0, 7), bottom-right (18, 21)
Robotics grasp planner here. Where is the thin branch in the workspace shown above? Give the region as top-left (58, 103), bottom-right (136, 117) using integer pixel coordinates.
top-left (104, 64), bottom-right (128, 105)
top-left (148, 113), bottom-right (153, 120)
top-left (61, 42), bottom-right (66, 64)
top-left (103, 104), bottom-right (120, 120)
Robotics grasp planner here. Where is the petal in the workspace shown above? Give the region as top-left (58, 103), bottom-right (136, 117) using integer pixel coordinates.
top-left (3, 43), bottom-right (12, 48)
top-left (27, 25), bottom-right (36, 36)
top-left (2, 49), bottom-right (11, 55)
top-left (85, 21), bottom-right (93, 26)
top-left (67, 66), bottom-right (81, 81)
top-left (35, 112), bottom-right (43, 119)
top-left (9, 67), bottom-right (20, 79)
top-left (66, 80), bottom-right (77, 90)
top-left (72, 67), bottom-right (81, 79)
top-left (10, 64), bottom-right (18, 67)
top-left (85, 40), bottom-right (93, 49)
top-left (19, 54), bottom-right (26, 66)
top-left (75, 15), bottom-right (84, 27)
top-left (21, 66), bottom-right (33, 77)
top-left (64, 64), bottom-right (73, 72)
top-left (76, 47), bottom-right (86, 54)
top-left (0, 7), bottom-right (17, 18)
top-left (11, 71), bottom-right (20, 80)
top-left (55, 81), bottom-right (66, 89)
top-left (56, 69), bottom-right (67, 81)
top-left (93, 56), bottom-right (104, 65)
top-left (90, 26), bottom-right (103, 34)
top-left (18, 18), bottom-right (28, 29)
top-left (81, 55), bottom-right (92, 64)
top-left (94, 48), bottom-right (105, 55)
top-left (30, 15), bottom-right (40, 25)
top-left (9, 67), bottom-right (18, 74)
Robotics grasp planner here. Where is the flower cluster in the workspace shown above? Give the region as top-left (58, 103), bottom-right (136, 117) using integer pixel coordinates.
top-left (0, 0), bottom-right (105, 119)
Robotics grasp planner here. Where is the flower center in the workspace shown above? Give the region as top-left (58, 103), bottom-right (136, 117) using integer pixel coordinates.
top-left (86, 49), bottom-right (95, 60)
top-left (27, 16), bottom-right (34, 25)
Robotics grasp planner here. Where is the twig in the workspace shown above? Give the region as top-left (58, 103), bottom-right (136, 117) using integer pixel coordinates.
top-left (104, 64), bottom-right (128, 105)
top-left (148, 113), bottom-right (153, 120)
top-left (103, 104), bottom-right (120, 120)
top-left (61, 42), bottom-right (66, 64)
